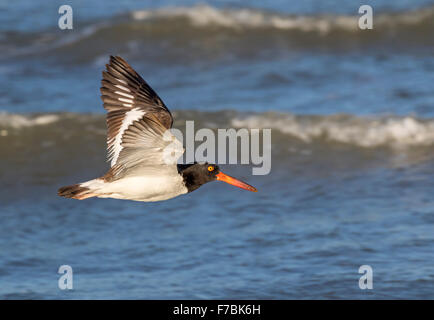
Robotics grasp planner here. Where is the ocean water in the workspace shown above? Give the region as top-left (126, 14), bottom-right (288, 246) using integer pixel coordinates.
top-left (1, 0), bottom-right (434, 299)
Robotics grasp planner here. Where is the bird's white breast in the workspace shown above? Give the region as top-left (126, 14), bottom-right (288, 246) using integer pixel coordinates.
top-left (97, 174), bottom-right (188, 202)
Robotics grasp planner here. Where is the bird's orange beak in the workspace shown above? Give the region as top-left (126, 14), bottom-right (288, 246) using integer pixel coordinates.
top-left (216, 172), bottom-right (257, 192)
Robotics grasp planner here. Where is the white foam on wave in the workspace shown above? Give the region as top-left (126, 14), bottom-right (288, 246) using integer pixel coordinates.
top-left (3, 111), bottom-right (434, 149)
top-left (0, 112), bottom-right (60, 129)
top-left (231, 113), bottom-right (434, 148)
top-left (132, 4), bottom-right (356, 34)
top-left (7, 4), bottom-right (432, 60)
top-left (132, 4), bottom-right (434, 34)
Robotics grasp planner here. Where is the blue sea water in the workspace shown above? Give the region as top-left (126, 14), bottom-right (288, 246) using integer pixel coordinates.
top-left (0, 0), bottom-right (434, 299)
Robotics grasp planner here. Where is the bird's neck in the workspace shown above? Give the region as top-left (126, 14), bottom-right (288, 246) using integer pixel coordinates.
top-left (177, 164), bottom-right (202, 193)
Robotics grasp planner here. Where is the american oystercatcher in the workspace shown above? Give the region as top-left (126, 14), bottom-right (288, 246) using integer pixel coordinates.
top-left (58, 56), bottom-right (257, 202)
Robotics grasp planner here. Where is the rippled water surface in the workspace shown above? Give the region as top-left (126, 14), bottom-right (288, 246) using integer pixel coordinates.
top-left (0, 0), bottom-right (434, 299)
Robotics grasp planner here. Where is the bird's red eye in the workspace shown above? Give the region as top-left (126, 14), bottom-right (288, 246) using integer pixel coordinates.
top-left (208, 166), bottom-right (214, 172)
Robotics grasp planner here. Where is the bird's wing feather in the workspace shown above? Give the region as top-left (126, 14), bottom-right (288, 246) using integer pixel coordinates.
top-left (101, 56), bottom-right (174, 168)
top-left (105, 113), bottom-right (184, 180)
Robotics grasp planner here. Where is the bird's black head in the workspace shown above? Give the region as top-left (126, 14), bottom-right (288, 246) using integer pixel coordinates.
top-left (178, 162), bottom-right (257, 193)
top-left (178, 163), bottom-right (220, 192)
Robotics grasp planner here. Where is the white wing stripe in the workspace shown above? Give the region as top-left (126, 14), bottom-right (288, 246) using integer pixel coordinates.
top-left (114, 84), bottom-right (130, 92)
top-left (118, 97), bottom-right (133, 104)
top-left (115, 91), bottom-right (134, 99)
top-left (111, 108), bottom-right (146, 166)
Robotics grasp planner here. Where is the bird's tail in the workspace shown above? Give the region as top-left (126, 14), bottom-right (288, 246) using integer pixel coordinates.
top-left (58, 179), bottom-right (104, 200)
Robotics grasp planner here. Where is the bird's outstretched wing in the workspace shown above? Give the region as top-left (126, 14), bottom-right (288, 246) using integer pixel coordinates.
top-left (100, 56), bottom-right (183, 180)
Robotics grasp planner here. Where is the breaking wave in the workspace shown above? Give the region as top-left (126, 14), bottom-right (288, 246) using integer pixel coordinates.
top-left (2, 111), bottom-right (434, 149)
top-left (0, 112), bottom-right (60, 129)
top-left (131, 4), bottom-right (434, 34)
top-left (3, 5), bottom-right (434, 60)
top-left (232, 113), bottom-right (434, 148)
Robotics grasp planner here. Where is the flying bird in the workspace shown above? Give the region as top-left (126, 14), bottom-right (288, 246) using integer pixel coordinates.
top-left (58, 56), bottom-right (257, 202)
